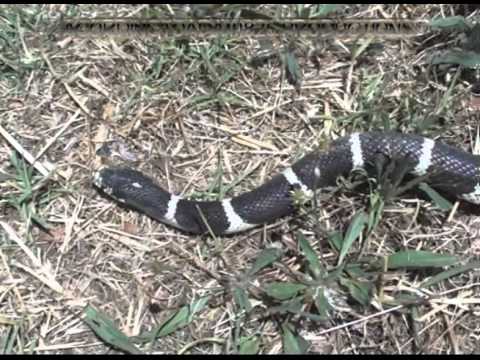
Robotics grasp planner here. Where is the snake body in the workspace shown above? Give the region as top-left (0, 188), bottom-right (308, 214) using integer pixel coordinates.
top-left (93, 132), bottom-right (480, 235)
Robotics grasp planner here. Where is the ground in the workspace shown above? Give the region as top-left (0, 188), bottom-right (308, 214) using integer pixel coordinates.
top-left (0, 4), bottom-right (479, 354)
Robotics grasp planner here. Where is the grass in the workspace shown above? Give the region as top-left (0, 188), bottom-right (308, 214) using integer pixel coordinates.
top-left (6, 152), bottom-right (53, 232)
top-left (1, 4), bottom-right (480, 354)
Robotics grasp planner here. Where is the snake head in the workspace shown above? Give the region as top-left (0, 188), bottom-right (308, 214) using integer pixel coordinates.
top-left (93, 166), bottom-right (172, 220)
top-left (93, 167), bottom-right (154, 204)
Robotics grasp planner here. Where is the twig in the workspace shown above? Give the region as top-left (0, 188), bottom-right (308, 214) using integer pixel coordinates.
top-left (312, 304), bottom-right (404, 336)
top-left (169, 243), bottom-right (223, 282)
top-left (442, 313), bottom-right (460, 354)
top-left (0, 221), bottom-right (64, 294)
top-left (34, 110), bottom-right (81, 162)
top-left (41, 50), bottom-right (93, 117)
top-left (178, 337), bottom-right (225, 354)
top-left (0, 124), bottom-right (53, 177)
top-left (63, 82), bottom-right (93, 117)
top-left (0, 249), bottom-right (26, 312)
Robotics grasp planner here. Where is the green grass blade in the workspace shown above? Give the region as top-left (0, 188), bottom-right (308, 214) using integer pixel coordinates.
top-left (131, 296), bottom-right (210, 343)
top-left (297, 232), bottom-right (322, 278)
top-left (158, 306), bottom-right (189, 337)
top-left (1, 324), bottom-right (19, 354)
top-left (83, 305), bottom-right (142, 354)
top-left (264, 282), bottom-right (307, 301)
top-left (431, 50), bottom-right (480, 68)
top-left (328, 231), bottom-right (343, 252)
top-left (247, 248), bottom-right (283, 276)
top-left (283, 51), bottom-right (302, 90)
top-left (352, 37), bottom-right (374, 61)
top-left (238, 336), bottom-right (260, 354)
top-left (313, 286), bottom-right (334, 320)
top-left (310, 4), bottom-right (341, 17)
top-left (268, 297), bottom-right (304, 315)
top-left (418, 183), bottom-right (452, 210)
top-left (233, 286), bottom-right (252, 312)
top-left (158, 296), bottom-right (210, 337)
top-left (339, 278), bottom-right (372, 306)
top-left (338, 211), bottom-right (367, 265)
top-left (420, 261), bottom-right (480, 288)
top-left (188, 296), bottom-right (210, 322)
top-left (430, 16), bottom-right (469, 30)
top-left (385, 250), bottom-right (457, 269)
top-left (367, 194), bottom-right (384, 233)
top-left (281, 322), bottom-right (309, 354)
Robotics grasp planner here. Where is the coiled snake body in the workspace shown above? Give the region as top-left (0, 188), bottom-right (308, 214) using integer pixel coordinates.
top-left (93, 132), bottom-right (480, 235)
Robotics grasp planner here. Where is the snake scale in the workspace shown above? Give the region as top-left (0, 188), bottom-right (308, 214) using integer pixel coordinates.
top-left (93, 132), bottom-right (480, 235)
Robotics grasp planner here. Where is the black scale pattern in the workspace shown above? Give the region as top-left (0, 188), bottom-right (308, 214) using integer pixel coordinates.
top-left (357, 132), bottom-right (480, 197)
top-left (231, 173), bottom-right (297, 224)
top-left (94, 132), bottom-right (480, 235)
top-left (423, 140), bottom-right (480, 195)
top-left (356, 132), bottom-right (424, 166)
top-left (95, 167), bottom-right (171, 222)
top-left (176, 200), bottom-right (230, 234)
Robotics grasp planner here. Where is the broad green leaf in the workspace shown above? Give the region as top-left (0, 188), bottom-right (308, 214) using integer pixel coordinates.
top-left (430, 16), bottom-right (469, 30)
top-left (344, 263), bottom-right (370, 278)
top-left (83, 305), bottom-right (142, 354)
top-left (131, 296), bottom-right (210, 342)
top-left (311, 4), bottom-right (341, 17)
top-left (367, 194), bottom-right (384, 233)
top-left (420, 261), bottom-right (480, 288)
top-left (264, 282), bottom-right (307, 300)
top-left (294, 311), bottom-right (330, 322)
top-left (328, 231), bottom-right (343, 252)
top-left (386, 250), bottom-right (457, 269)
top-left (284, 51), bottom-right (302, 90)
top-left (431, 50), bottom-right (480, 69)
top-left (466, 23), bottom-right (480, 52)
top-left (313, 287), bottom-right (334, 319)
top-left (238, 336), bottom-right (260, 354)
top-left (247, 248), bottom-right (283, 276)
top-left (418, 183), bottom-right (452, 210)
top-left (281, 322), bottom-right (309, 354)
top-left (338, 212), bottom-right (368, 265)
top-left (233, 287), bottom-right (252, 312)
top-left (158, 296), bottom-right (210, 337)
top-left (297, 232), bottom-right (322, 278)
top-left (269, 297), bottom-right (304, 315)
top-left (157, 307), bottom-right (189, 338)
top-left (187, 296), bottom-right (210, 322)
top-left (339, 278), bottom-right (371, 306)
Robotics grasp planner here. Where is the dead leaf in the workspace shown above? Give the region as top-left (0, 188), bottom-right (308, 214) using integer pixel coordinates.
top-left (122, 221), bottom-right (138, 235)
top-left (38, 226), bottom-right (65, 243)
top-left (93, 123), bottom-right (110, 145)
top-left (102, 102), bottom-right (116, 122)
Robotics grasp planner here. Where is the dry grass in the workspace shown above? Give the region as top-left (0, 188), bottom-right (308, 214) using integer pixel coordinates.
top-left (1, 4), bottom-right (479, 354)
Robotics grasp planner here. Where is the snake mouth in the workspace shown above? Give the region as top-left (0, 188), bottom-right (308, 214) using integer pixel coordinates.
top-left (92, 168), bottom-right (105, 189)
top-left (92, 166), bottom-right (118, 196)
top-left (93, 166), bottom-right (161, 204)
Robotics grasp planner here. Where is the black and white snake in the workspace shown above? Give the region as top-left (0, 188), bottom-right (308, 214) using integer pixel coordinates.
top-left (93, 132), bottom-right (480, 235)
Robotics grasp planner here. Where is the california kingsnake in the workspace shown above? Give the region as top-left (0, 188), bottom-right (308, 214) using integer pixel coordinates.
top-left (93, 132), bottom-right (480, 235)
